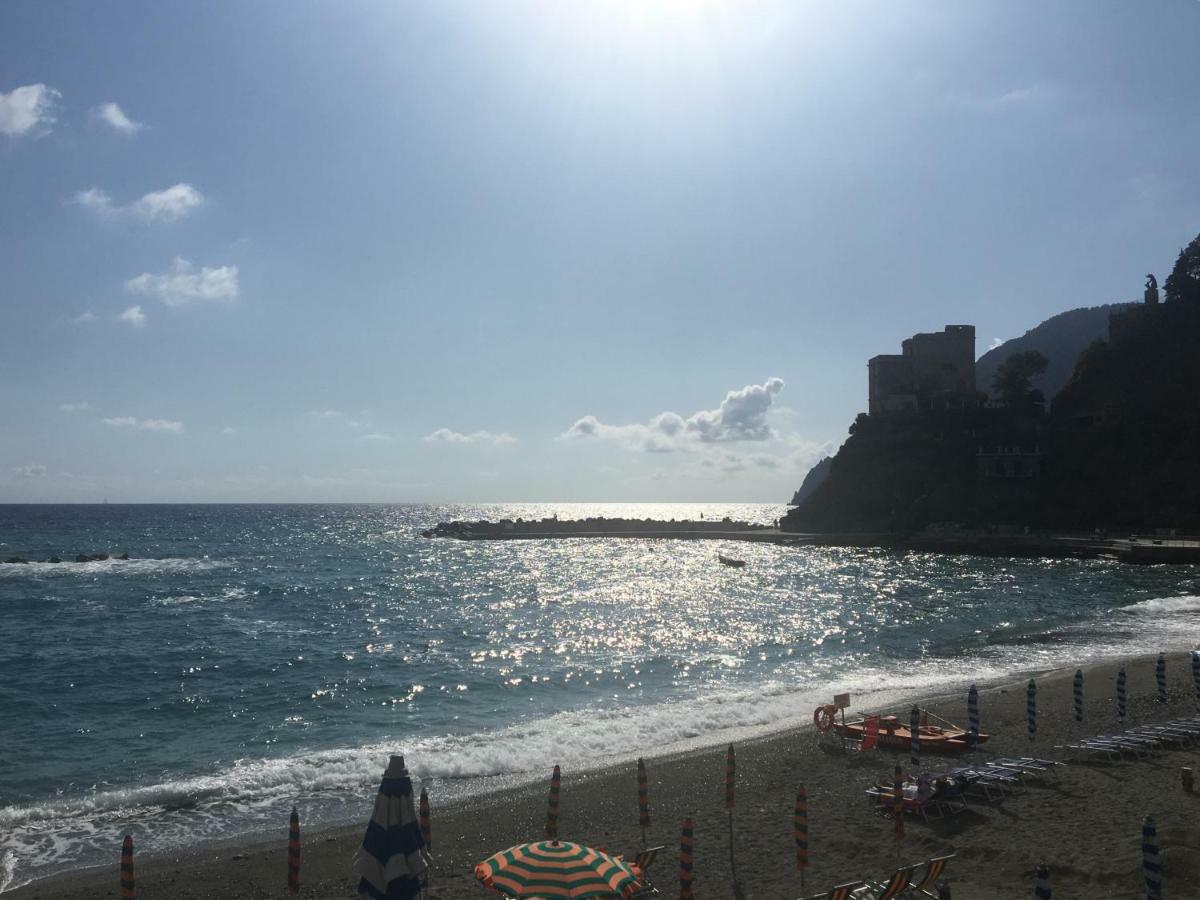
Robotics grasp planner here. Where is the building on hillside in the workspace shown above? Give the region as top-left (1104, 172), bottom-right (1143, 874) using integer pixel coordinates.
top-left (868, 325), bottom-right (978, 414)
top-left (976, 445), bottom-right (1042, 478)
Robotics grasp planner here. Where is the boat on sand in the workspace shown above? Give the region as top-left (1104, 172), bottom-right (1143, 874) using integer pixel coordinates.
top-left (814, 705), bottom-right (988, 752)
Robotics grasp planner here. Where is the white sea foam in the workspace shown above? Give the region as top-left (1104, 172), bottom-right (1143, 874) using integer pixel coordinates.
top-left (0, 557), bottom-right (227, 578)
top-left (1118, 594), bottom-right (1200, 616)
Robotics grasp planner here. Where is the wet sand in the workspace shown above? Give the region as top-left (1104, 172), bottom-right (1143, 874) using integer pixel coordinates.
top-left (11, 652), bottom-right (1200, 899)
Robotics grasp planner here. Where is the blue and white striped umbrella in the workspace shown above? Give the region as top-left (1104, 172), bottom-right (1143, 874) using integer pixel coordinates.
top-left (1117, 667), bottom-right (1127, 725)
top-left (353, 755), bottom-right (428, 899)
top-left (1192, 650), bottom-right (1200, 705)
top-left (1142, 816), bottom-right (1162, 900)
top-left (1026, 678), bottom-right (1037, 742)
top-left (1034, 864), bottom-right (1050, 899)
top-left (1155, 653), bottom-right (1166, 704)
top-left (910, 705), bottom-right (921, 769)
top-left (1073, 669), bottom-right (1083, 723)
top-left (967, 684), bottom-right (980, 749)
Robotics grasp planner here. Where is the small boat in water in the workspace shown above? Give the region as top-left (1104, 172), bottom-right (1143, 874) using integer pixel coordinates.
top-left (718, 554), bottom-right (746, 568)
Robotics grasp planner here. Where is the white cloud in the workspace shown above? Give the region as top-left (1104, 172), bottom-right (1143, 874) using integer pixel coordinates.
top-left (988, 337), bottom-right (1004, 350)
top-left (561, 377), bottom-right (786, 451)
top-left (13, 463), bottom-right (47, 478)
top-left (103, 416), bottom-right (183, 433)
top-left (92, 101), bottom-right (142, 134)
top-left (361, 433), bottom-right (395, 442)
top-left (310, 410), bottom-right (371, 430)
top-left (0, 84), bottom-right (60, 137)
top-left (59, 401), bottom-right (90, 413)
top-left (125, 257), bottom-right (238, 306)
top-left (425, 428), bottom-right (517, 445)
top-left (73, 183), bottom-right (203, 223)
top-left (131, 183), bottom-right (203, 222)
top-left (118, 305), bottom-right (146, 327)
top-left (221, 426), bottom-right (237, 435)
top-left (69, 310), bottom-right (97, 324)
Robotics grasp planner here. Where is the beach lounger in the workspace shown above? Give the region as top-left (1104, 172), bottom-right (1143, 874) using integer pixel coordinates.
top-left (1127, 726), bottom-right (1194, 747)
top-left (1055, 740), bottom-right (1121, 762)
top-left (851, 864), bottom-right (915, 899)
top-left (799, 881), bottom-right (862, 900)
top-left (988, 756), bottom-right (1063, 774)
top-left (908, 854), bottom-right (954, 899)
top-left (628, 845), bottom-right (665, 897)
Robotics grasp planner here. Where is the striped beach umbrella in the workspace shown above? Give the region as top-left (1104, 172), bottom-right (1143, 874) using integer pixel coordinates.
top-left (892, 764), bottom-right (905, 847)
top-left (1034, 864), bottom-right (1050, 899)
top-left (1191, 650), bottom-right (1200, 705)
top-left (909, 705), bottom-right (921, 769)
top-left (725, 745), bottom-right (738, 889)
top-left (475, 841), bottom-right (643, 899)
top-left (1142, 817), bottom-right (1162, 900)
top-left (794, 785), bottom-right (809, 890)
top-left (1073, 669), bottom-right (1083, 724)
top-left (546, 765), bottom-right (561, 842)
top-left (1118, 667), bottom-right (1127, 725)
top-left (1156, 653), bottom-right (1167, 704)
top-left (679, 819), bottom-right (695, 900)
top-left (120, 835), bottom-right (135, 900)
top-left (288, 806), bottom-right (301, 895)
top-left (967, 683), bottom-right (979, 749)
top-left (637, 758), bottom-right (649, 846)
top-left (352, 755), bottom-right (427, 900)
top-left (1027, 678), bottom-right (1037, 742)
top-left (419, 787), bottom-right (431, 852)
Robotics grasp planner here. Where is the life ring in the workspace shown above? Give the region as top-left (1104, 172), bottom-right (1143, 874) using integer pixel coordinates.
top-left (813, 704), bottom-right (837, 733)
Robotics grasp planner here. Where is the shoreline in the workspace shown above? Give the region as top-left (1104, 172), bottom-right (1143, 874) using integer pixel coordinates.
top-left (11, 650), bottom-right (1200, 898)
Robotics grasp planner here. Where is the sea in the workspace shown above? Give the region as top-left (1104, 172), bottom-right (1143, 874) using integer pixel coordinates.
top-left (1, 502), bottom-right (1197, 891)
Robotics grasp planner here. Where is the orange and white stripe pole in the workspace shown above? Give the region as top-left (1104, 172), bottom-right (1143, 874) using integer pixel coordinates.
top-left (725, 744), bottom-right (738, 891)
top-left (120, 834), bottom-right (135, 899)
top-left (637, 758), bottom-right (649, 848)
top-left (288, 806), bottom-right (301, 894)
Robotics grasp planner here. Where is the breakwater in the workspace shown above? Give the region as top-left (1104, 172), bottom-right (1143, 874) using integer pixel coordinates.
top-left (422, 516), bottom-right (804, 542)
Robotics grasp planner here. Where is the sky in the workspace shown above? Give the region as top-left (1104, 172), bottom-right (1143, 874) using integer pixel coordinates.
top-left (2, 1), bottom-right (1199, 503)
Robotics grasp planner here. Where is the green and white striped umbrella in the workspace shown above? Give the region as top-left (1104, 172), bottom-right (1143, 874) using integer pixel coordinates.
top-left (476, 841), bottom-right (643, 899)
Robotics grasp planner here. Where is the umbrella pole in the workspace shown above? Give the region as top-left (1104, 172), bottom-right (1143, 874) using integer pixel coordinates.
top-left (728, 808), bottom-right (738, 891)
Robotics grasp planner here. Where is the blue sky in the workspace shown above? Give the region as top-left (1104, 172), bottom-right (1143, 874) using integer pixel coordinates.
top-left (2, 1), bottom-right (1198, 502)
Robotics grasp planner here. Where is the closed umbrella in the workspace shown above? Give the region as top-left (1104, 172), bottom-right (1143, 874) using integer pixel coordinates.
top-left (967, 684), bottom-right (980, 749)
top-left (1118, 667), bottom-right (1127, 726)
top-left (679, 819), bottom-right (695, 900)
top-left (547, 765), bottom-right (561, 842)
top-left (419, 788), bottom-right (431, 852)
top-left (892, 764), bottom-right (904, 850)
top-left (1192, 650), bottom-right (1200, 706)
top-left (475, 841), bottom-right (642, 899)
top-left (909, 705), bottom-right (921, 769)
top-left (353, 755), bottom-right (428, 899)
top-left (637, 758), bottom-right (649, 848)
top-left (1142, 817), bottom-right (1162, 900)
top-left (725, 745), bottom-right (738, 891)
top-left (794, 785), bottom-right (809, 891)
top-left (1073, 669), bottom-right (1083, 724)
top-left (1027, 678), bottom-right (1037, 743)
top-left (1156, 654), bottom-right (1166, 704)
top-left (120, 835), bottom-right (135, 900)
top-left (288, 806), bottom-right (301, 895)
top-left (1034, 864), bottom-right (1050, 899)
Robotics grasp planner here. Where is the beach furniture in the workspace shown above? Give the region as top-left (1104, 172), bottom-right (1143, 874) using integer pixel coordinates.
top-left (853, 863), bottom-right (915, 898)
top-left (908, 854), bottom-right (954, 898)
top-left (987, 756), bottom-right (1062, 775)
top-left (799, 882), bottom-right (862, 900)
top-left (547, 765), bottom-right (561, 840)
top-left (1055, 740), bottom-right (1121, 762)
top-left (628, 846), bottom-right (664, 897)
top-left (475, 841), bottom-right (643, 899)
top-left (352, 755), bottom-right (428, 900)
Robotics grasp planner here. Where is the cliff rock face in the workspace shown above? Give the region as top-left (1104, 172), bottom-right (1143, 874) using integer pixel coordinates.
top-left (790, 457), bottom-right (832, 506)
top-left (975, 302), bottom-right (1134, 401)
top-left (784, 297), bottom-right (1200, 533)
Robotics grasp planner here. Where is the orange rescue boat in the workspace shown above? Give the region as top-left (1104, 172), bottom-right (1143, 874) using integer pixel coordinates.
top-left (813, 705), bottom-right (988, 752)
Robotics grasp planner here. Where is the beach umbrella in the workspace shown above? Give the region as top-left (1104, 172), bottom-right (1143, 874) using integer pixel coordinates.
top-left (475, 841), bottom-right (642, 899)
top-left (637, 758), bottom-right (649, 848)
top-left (288, 806), bottom-right (301, 895)
top-left (679, 818), bottom-right (695, 900)
top-left (794, 785), bottom-right (809, 891)
top-left (120, 835), bottom-right (135, 900)
top-left (967, 684), bottom-right (979, 749)
top-left (909, 705), bottom-right (921, 769)
top-left (1118, 667), bottom-right (1127, 725)
top-left (419, 788), bottom-right (431, 852)
top-left (892, 764), bottom-right (905, 848)
top-left (1156, 653), bottom-right (1166, 704)
top-left (1142, 817), bottom-right (1162, 900)
top-left (1027, 678), bottom-right (1037, 742)
top-left (1034, 864), bottom-right (1050, 899)
top-left (1073, 669), bottom-right (1083, 724)
top-left (1191, 650), bottom-right (1200, 705)
top-left (546, 765), bottom-right (561, 841)
top-left (725, 744), bottom-right (739, 891)
top-left (353, 755), bottom-right (428, 900)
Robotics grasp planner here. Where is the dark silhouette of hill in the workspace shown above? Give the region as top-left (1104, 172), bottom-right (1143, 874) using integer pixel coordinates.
top-left (976, 302), bottom-right (1134, 400)
top-left (789, 456), bottom-right (831, 506)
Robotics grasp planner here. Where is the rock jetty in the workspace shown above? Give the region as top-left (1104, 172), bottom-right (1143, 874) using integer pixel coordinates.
top-left (423, 516), bottom-right (789, 542)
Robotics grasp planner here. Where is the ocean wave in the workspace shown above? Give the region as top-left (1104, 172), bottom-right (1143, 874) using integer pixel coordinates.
top-left (0, 557), bottom-right (227, 578)
top-left (1118, 594), bottom-right (1200, 615)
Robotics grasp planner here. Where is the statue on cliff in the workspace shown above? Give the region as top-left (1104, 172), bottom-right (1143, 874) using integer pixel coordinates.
top-left (1144, 274), bottom-right (1159, 306)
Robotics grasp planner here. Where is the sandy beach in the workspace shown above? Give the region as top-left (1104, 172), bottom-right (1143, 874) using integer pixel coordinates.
top-left (10, 651), bottom-right (1200, 899)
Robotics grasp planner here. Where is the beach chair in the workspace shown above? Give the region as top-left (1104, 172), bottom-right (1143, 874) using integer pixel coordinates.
top-left (863, 786), bottom-right (945, 821)
top-left (799, 882), bottom-right (862, 900)
top-left (988, 756), bottom-right (1063, 774)
top-left (1055, 740), bottom-right (1121, 762)
top-left (628, 845), bottom-right (664, 898)
top-left (851, 864), bottom-right (915, 898)
top-left (908, 854), bottom-right (954, 898)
